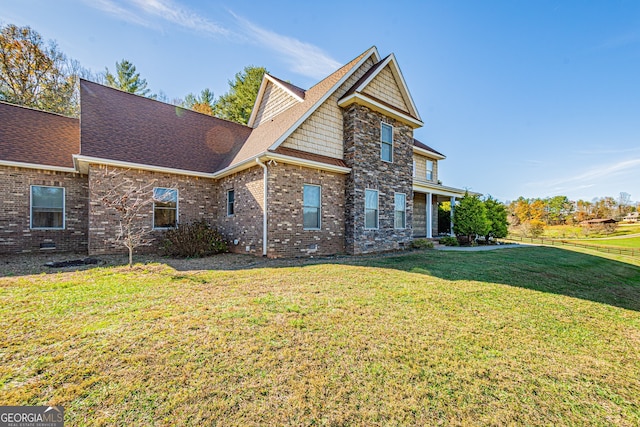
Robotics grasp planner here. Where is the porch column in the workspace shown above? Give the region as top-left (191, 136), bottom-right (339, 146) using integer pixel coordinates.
top-left (450, 196), bottom-right (456, 237)
top-left (426, 192), bottom-right (432, 238)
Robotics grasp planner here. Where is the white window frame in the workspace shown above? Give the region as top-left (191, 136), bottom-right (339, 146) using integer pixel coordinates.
top-left (413, 159), bottom-right (416, 178)
top-left (381, 123), bottom-right (393, 163)
top-left (303, 184), bottom-right (322, 230)
top-left (426, 160), bottom-right (434, 181)
top-left (394, 192), bottom-right (406, 229)
top-left (30, 185), bottom-right (65, 230)
top-left (364, 189), bottom-right (379, 230)
top-left (227, 189), bottom-right (235, 216)
top-left (152, 187), bottom-right (178, 229)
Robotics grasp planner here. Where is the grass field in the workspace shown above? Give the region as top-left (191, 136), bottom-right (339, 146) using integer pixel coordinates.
top-left (539, 224), bottom-right (640, 239)
top-left (564, 236), bottom-right (640, 249)
top-left (1, 248), bottom-right (639, 426)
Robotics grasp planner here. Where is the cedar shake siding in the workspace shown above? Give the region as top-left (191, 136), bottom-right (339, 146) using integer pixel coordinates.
top-left (0, 166), bottom-right (88, 254)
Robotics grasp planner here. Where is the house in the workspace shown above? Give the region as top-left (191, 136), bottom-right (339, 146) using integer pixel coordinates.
top-left (0, 46), bottom-right (470, 257)
top-left (622, 212), bottom-right (639, 223)
top-left (579, 218), bottom-right (618, 227)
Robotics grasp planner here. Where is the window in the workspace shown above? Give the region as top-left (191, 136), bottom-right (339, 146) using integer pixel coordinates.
top-left (381, 123), bottom-right (393, 162)
top-left (365, 189), bottom-right (379, 229)
top-left (30, 185), bottom-right (64, 229)
top-left (413, 159), bottom-right (416, 178)
top-left (303, 184), bottom-right (321, 229)
top-left (153, 187), bottom-right (178, 228)
top-left (227, 189), bottom-right (235, 216)
top-left (395, 193), bottom-right (406, 229)
top-left (426, 160), bottom-right (434, 181)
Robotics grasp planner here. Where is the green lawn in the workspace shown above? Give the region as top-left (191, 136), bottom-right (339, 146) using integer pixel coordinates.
top-left (565, 236), bottom-right (640, 249)
top-left (1, 248), bottom-right (639, 426)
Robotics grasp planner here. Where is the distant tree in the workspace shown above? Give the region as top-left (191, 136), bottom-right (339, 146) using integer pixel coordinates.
top-left (105, 59), bottom-right (153, 97)
top-left (483, 196), bottom-right (508, 241)
top-left (183, 88), bottom-right (215, 115)
top-left (212, 65), bottom-right (267, 124)
top-left (453, 192), bottom-right (489, 245)
top-left (546, 195), bottom-right (573, 225)
top-left (617, 192), bottom-right (632, 217)
top-left (0, 23), bottom-right (80, 115)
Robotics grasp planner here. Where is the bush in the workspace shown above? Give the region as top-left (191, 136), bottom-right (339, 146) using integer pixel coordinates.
top-left (439, 236), bottom-right (459, 246)
top-left (162, 220), bottom-right (228, 258)
top-left (411, 238), bottom-right (434, 249)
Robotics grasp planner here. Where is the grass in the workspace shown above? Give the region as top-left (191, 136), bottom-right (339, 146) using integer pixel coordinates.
top-left (542, 224), bottom-right (640, 239)
top-left (1, 248), bottom-right (639, 426)
top-left (564, 236), bottom-right (640, 249)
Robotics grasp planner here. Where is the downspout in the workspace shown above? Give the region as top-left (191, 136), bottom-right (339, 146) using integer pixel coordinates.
top-left (256, 158), bottom-right (268, 256)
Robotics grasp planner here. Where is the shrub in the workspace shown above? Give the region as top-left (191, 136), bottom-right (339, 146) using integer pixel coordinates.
top-left (162, 220), bottom-right (228, 258)
top-left (411, 238), bottom-right (434, 249)
top-left (439, 236), bottom-right (459, 246)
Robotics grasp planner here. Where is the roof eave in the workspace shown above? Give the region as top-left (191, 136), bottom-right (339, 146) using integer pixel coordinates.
top-left (414, 145), bottom-right (446, 160)
top-left (338, 93), bottom-right (424, 129)
top-left (0, 159), bottom-right (77, 173)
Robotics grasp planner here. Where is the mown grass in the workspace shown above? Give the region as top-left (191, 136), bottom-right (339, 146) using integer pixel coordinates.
top-left (1, 247), bottom-right (639, 426)
top-left (543, 224), bottom-right (640, 239)
top-left (564, 236), bottom-right (640, 249)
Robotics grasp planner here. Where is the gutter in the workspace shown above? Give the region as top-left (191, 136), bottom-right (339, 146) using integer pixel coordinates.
top-left (255, 158), bottom-right (268, 256)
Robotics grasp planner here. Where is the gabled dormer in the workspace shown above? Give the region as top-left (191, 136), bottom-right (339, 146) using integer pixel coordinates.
top-left (338, 54), bottom-right (423, 129)
top-left (248, 74), bottom-right (305, 128)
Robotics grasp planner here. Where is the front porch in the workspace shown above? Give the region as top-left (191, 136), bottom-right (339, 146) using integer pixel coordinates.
top-left (412, 182), bottom-right (469, 238)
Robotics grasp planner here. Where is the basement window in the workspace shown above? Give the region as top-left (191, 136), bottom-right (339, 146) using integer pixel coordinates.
top-left (153, 188), bottom-right (178, 228)
top-left (30, 185), bottom-right (65, 229)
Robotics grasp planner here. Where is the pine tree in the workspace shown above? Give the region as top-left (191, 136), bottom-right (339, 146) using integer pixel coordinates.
top-left (105, 59), bottom-right (152, 97)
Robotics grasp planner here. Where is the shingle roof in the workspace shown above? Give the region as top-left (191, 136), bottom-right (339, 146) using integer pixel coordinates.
top-left (0, 101), bottom-right (79, 168)
top-left (229, 47), bottom-right (377, 167)
top-left (266, 74), bottom-right (306, 100)
top-left (414, 138), bottom-right (445, 158)
top-left (80, 80), bottom-right (252, 173)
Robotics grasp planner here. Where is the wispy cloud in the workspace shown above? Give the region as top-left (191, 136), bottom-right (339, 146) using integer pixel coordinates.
top-left (528, 157), bottom-right (640, 190)
top-left (84, 0), bottom-right (340, 80)
top-left (594, 31), bottom-right (640, 50)
top-left (231, 13), bottom-right (341, 80)
top-left (130, 0), bottom-right (228, 35)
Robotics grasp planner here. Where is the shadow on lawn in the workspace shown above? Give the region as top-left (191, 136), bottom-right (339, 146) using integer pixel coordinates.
top-left (359, 246), bottom-right (640, 312)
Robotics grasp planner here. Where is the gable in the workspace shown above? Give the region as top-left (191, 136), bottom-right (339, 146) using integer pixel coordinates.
top-left (361, 64), bottom-right (409, 112)
top-left (251, 80), bottom-right (301, 127)
top-left (281, 56), bottom-right (377, 159)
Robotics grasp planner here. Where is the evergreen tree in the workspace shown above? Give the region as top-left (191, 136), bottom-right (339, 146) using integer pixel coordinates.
top-left (453, 192), bottom-right (489, 245)
top-left (212, 65), bottom-right (267, 124)
top-left (105, 59), bottom-right (152, 97)
top-left (183, 88), bottom-right (215, 115)
top-left (484, 196), bottom-right (508, 242)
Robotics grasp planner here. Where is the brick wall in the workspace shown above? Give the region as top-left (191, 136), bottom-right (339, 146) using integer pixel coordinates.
top-left (215, 165), bottom-right (265, 255)
top-left (87, 164), bottom-right (217, 255)
top-left (343, 104), bottom-right (414, 254)
top-left (267, 163), bottom-right (345, 257)
top-left (0, 166), bottom-right (88, 254)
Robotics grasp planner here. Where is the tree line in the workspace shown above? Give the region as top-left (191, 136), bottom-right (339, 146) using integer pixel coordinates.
top-left (0, 23), bottom-right (264, 124)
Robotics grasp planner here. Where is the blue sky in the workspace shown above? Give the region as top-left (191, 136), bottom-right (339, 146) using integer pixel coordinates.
top-left (3, 0), bottom-right (640, 203)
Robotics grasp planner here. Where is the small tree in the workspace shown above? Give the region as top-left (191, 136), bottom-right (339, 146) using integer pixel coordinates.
top-left (484, 196), bottom-right (508, 242)
top-left (92, 167), bottom-right (165, 267)
top-left (105, 59), bottom-right (153, 97)
top-left (453, 192), bottom-right (489, 245)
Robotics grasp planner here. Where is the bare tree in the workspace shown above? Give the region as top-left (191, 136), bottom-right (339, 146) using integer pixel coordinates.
top-left (92, 167), bottom-right (170, 267)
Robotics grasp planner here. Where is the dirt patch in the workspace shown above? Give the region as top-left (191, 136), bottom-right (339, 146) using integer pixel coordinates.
top-left (0, 250), bottom-right (402, 277)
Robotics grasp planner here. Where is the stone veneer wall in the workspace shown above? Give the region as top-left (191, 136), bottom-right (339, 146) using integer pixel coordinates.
top-left (343, 104), bottom-right (414, 254)
top-left (267, 163), bottom-right (345, 257)
top-left (0, 166), bottom-right (88, 254)
top-left (87, 164), bottom-right (217, 254)
top-left (215, 165), bottom-right (265, 255)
